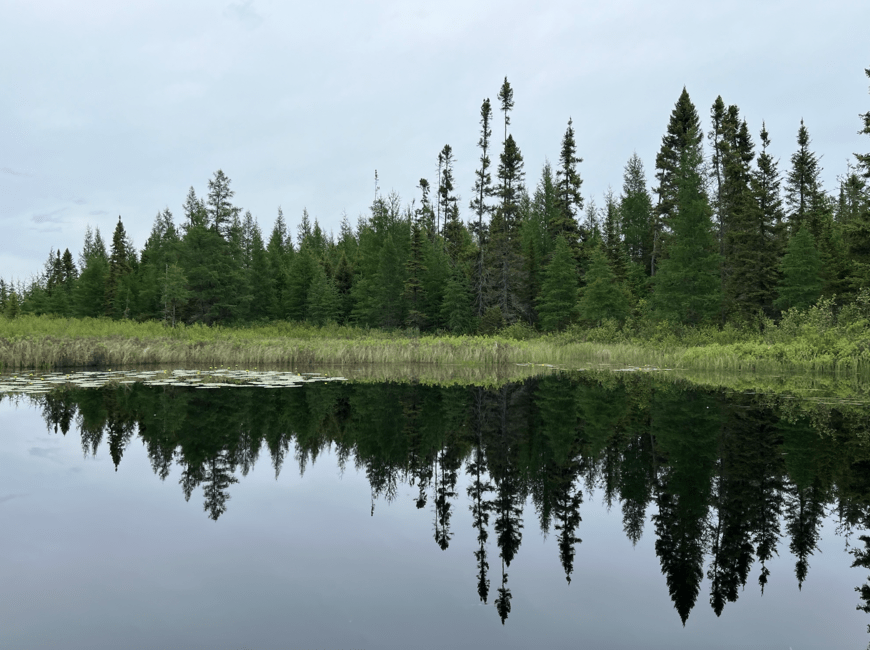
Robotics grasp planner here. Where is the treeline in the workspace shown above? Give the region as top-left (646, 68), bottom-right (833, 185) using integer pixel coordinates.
top-left (3, 70), bottom-right (870, 333)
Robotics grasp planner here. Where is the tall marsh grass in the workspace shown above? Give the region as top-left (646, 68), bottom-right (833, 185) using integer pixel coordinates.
top-left (1, 304), bottom-right (869, 376)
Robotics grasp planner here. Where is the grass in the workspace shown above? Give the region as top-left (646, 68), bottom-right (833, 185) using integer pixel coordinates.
top-left (1, 303), bottom-right (869, 377)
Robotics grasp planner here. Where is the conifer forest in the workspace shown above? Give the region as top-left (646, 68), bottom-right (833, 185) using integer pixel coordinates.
top-left (4, 69), bottom-right (870, 339)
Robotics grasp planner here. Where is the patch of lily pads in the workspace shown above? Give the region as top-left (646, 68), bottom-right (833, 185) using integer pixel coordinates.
top-left (0, 368), bottom-right (346, 395)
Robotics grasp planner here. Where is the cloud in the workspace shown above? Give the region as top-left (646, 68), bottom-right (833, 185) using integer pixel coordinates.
top-left (224, 0), bottom-right (263, 29)
top-left (1, 167), bottom-right (30, 177)
top-left (28, 447), bottom-right (64, 463)
top-left (31, 208), bottom-right (67, 224)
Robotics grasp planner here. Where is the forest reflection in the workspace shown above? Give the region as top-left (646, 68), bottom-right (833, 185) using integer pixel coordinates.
top-left (24, 372), bottom-right (870, 627)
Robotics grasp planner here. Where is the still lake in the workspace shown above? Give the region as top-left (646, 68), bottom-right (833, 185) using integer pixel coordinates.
top-left (2, 368), bottom-right (869, 649)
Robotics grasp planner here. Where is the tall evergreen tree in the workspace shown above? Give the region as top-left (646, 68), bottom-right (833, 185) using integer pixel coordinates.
top-left (577, 246), bottom-right (630, 325)
top-left (652, 108), bottom-right (721, 324)
top-left (553, 118), bottom-right (584, 258)
top-left (653, 88), bottom-right (704, 275)
top-left (489, 134), bottom-right (526, 321)
top-left (74, 227), bottom-right (109, 318)
top-left (774, 226), bottom-right (824, 311)
top-left (497, 77), bottom-right (514, 144)
top-left (105, 216), bottom-right (134, 318)
top-left (206, 169), bottom-right (240, 238)
top-left (404, 220), bottom-right (428, 329)
top-left (470, 99), bottom-right (495, 317)
top-left (620, 153), bottom-right (655, 275)
top-left (785, 120), bottom-right (824, 236)
top-left (536, 235), bottom-right (578, 331)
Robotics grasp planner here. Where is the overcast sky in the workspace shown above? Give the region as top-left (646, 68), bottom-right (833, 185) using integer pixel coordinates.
top-left (2, 0), bottom-right (869, 282)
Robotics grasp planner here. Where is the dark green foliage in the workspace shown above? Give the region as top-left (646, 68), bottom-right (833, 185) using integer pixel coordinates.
top-left (552, 118), bottom-right (584, 257)
top-left (404, 221), bottom-right (428, 329)
top-left (306, 263), bottom-right (340, 325)
top-left (785, 121), bottom-right (825, 236)
top-left (478, 305), bottom-right (504, 335)
top-left (497, 77), bottom-right (514, 143)
top-left (654, 87), bottom-right (704, 271)
top-left (105, 216), bottom-right (135, 318)
top-left (652, 111), bottom-right (722, 324)
top-left (774, 227), bottom-right (823, 311)
top-left (441, 265), bottom-right (474, 334)
top-left (470, 98), bottom-right (495, 317)
top-left (490, 134), bottom-right (526, 322)
top-left (536, 236), bottom-right (578, 331)
top-left (577, 247), bottom-right (630, 325)
top-left (207, 169), bottom-right (240, 238)
top-left (620, 153), bottom-right (655, 275)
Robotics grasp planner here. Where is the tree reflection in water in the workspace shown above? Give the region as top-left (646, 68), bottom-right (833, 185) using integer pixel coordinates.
top-left (25, 372), bottom-right (870, 631)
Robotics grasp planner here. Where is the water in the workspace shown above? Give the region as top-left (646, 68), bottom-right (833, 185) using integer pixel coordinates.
top-left (1, 370), bottom-right (869, 649)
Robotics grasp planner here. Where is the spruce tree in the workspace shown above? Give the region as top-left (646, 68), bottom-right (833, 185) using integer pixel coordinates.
top-left (489, 134), bottom-right (526, 321)
top-left (497, 77), bottom-right (514, 144)
top-left (536, 235), bottom-right (578, 331)
top-left (652, 117), bottom-right (721, 324)
top-left (74, 227), bottom-right (109, 318)
top-left (306, 263), bottom-right (340, 326)
top-left (620, 153), bottom-right (655, 275)
top-left (404, 221), bottom-right (428, 329)
top-left (785, 120), bottom-right (824, 236)
top-left (577, 247), bottom-right (630, 325)
top-left (552, 118), bottom-right (584, 257)
top-left (206, 169), bottom-right (240, 238)
top-left (105, 216), bottom-right (133, 318)
top-left (653, 88), bottom-right (704, 274)
top-left (774, 227), bottom-right (823, 311)
top-left (441, 265), bottom-right (474, 333)
top-left (266, 208), bottom-right (291, 319)
top-left (470, 98), bottom-right (495, 317)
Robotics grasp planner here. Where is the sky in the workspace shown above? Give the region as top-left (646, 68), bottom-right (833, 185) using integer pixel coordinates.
top-left (1, 0), bottom-right (869, 282)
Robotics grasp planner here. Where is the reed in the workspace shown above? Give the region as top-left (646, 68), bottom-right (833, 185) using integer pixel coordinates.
top-left (1, 313), bottom-right (869, 376)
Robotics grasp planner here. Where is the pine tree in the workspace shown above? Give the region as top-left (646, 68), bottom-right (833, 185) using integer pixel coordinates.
top-left (552, 118), bottom-right (584, 257)
top-left (536, 235), bottom-right (578, 331)
top-left (652, 114), bottom-right (721, 324)
top-left (374, 234), bottom-right (405, 328)
top-left (775, 227), bottom-right (823, 311)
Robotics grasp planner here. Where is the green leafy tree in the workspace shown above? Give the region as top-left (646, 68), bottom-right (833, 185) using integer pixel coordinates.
top-left (536, 235), bottom-right (578, 331)
top-left (774, 226), bottom-right (823, 311)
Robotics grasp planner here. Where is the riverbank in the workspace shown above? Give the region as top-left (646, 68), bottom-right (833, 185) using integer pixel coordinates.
top-left (1, 309), bottom-right (868, 375)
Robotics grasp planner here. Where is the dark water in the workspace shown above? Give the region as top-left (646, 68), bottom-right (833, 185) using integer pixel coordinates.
top-left (2, 372), bottom-right (870, 649)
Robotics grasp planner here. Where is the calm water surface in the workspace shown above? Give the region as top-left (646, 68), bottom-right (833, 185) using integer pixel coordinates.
top-left (1, 371), bottom-right (869, 649)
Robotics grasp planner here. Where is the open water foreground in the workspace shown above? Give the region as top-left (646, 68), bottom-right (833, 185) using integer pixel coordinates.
top-left (1, 368), bottom-right (869, 649)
